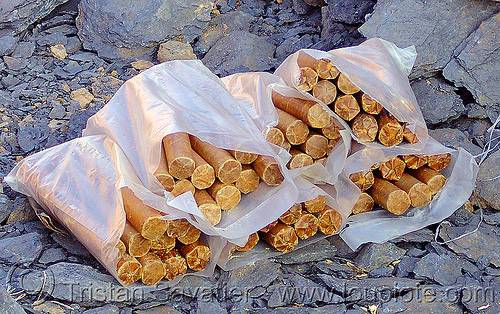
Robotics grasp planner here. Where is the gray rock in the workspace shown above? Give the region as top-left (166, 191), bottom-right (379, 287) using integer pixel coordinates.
top-left (51, 233), bottom-right (91, 257)
top-left (354, 243), bottom-right (406, 272)
top-left (323, 0), bottom-right (375, 24)
top-left (82, 304), bottom-right (120, 314)
top-left (485, 212), bottom-right (500, 226)
top-left (428, 128), bottom-right (483, 156)
top-left (293, 0), bottom-right (312, 15)
top-left (3, 56), bottom-right (25, 71)
top-left (66, 36), bottom-right (83, 54)
top-left (389, 227), bottom-right (434, 243)
top-left (413, 253), bottom-right (461, 285)
top-left (394, 256), bottom-right (419, 277)
top-left (0, 232), bottom-right (44, 263)
top-left (275, 34), bottom-right (315, 62)
top-left (11, 41), bottom-right (35, 59)
top-left (274, 239), bottom-right (336, 264)
top-left (170, 275), bottom-right (215, 298)
top-left (440, 223), bottom-right (500, 267)
top-left (306, 305), bottom-right (348, 313)
top-left (17, 125), bottom-right (49, 153)
top-left (0, 35), bottom-right (18, 56)
top-left (0, 194), bottom-right (14, 224)
top-left (467, 103), bottom-right (489, 119)
top-left (359, 0), bottom-right (500, 78)
top-left (313, 260), bottom-right (357, 279)
top-left (49, 103), bottom-right (66, 119)
top-left (196, 300), bottom-right (227, 314)
top-left (193, 11), bottom-right (254, 56)
top-left (444, 12), bottom-right (500, 109)
top-left (411, 77), bottom-right (466, 125)
top-left (226, 260), bottom-right (280, 292)
top-left (76, 0), bottom-right (213, 61)
top-left (368, 267), bottom-right (393, 278)
top-left (476, 144), bottom-right (500, 210)
top-left (0, 0), bottom-right (70, 35)
top-left (202, 30), bottom-right (276, 77)
top-left (461, 282), bottom-right (500, 313)
top-left (0, 284), bottom-right (25, 314)
top-left (135, 305), bottom-right (182, 314)
top-left (38, 247), bottom-right (67, 264)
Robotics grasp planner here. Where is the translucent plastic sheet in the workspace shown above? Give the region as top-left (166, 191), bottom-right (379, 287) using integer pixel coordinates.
top-left (4, 135), bottom-right (223, 286)
top-left (217, 176), bottom-right (357, 271)
top-left (83, 60), bottom-right (298, 243)
top-left (222, 72), bottom-right (352, 185)
top-left (274, 38), bottom-right (428, 151)
top-left (339, 137), bottom-right (478, 250)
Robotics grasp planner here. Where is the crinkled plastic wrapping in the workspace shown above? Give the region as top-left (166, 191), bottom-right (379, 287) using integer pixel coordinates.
top-left (339, 137), bottom-right (479, 250)
top-left (221, 72), bottom-right (351, 185)
top-left (83, 61), bottom-right (298, 243)
top-left (4, 135), bottom-right (224, 286)
top-left (274, 38), bottom-right (428, 151)
top-left (217, 176), bottom-right (358, 271)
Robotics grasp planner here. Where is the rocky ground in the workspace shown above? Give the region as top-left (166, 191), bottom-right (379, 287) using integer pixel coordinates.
top-left (0, 0), bottom-right (499, 313)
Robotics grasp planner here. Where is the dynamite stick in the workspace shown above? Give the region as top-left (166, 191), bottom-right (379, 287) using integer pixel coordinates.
top-left (116, 240), bottom-right (126, 257)
top-left (351, 113), bottom-right (378, 142)
top-left (297, 54), bottom-right (339, 79)
top-left (315, 205), bottom-right (342, 235)
top-left (194, 189), bottom-right (222, 226)
top-left (177, 224), bottom-right (201, 245)
top-left (336, 73), bottom-right (360, 94)
top-left (379, 157), bottom-right (406, 181)
top-left (315, 157), bottom-right (327, 165)
top-left (294, 211), bottom-right (319, 240)
top-left (352, 192), bottom-right (374, 214)
top-left (358, 93), bottom-right (383, 115)
top-left (266, 127), bottom-right (285, 147)
top-left (260, 220), bottom-right (278, 233)
top-left (276, 108), bottom-right (310, 145)
top-left (178, 240), bottom-right (211, 271)
top-left (349, 170), bottom-right (374, 192)
top-left (117, 254), bottom-right (142, 286)
top-left (150, 234), bottom-right (175, 252)
top-left (279, 203), bottom-right (302, 225)
top-left (230, 150), bottom-right (258, 165)
top-left (403, 123), bottom-right (419, 143)
top-left (303, 195), bottom-right (327, 213)
top-left (318, 116), bottom-right (341, 140)
top-left (166, 219), bottom-right (191, 238)
top-left (171, 179), bottom-right (195, 197)
top-left (163, 133), bottom-right (195, 179)
top-left (272, 92), bottom-right (330, 128)
top-left (377, 110), bottom-right (404, 147)
top-left (121, 188), bottom-right (167, 241)
top-left (155, 249), bottom-right (187, 280)
top-left (138, 252), bottom-right (166, 285)
top-left (298, 67), bottom-right (318, 91)
top-left (427, 153), bottom-right (451, 171)
top-left (235, 165), bottom-right (260, 194)
top-left (154, 145), bottom-right (175, 191)
top-left (393, 173), bottom-right (432, 207)
top-left (190, 136), bottom-right (242, 184)
top-left (402, 155), bottom-right (428, 169)
top-left (334, 95), bottom-right (360, 121)
top-left (191, 151), bottom-right (216, 190)
top-left (297, 132), bottom-right (329, 159)
top-left (121, 222), bottom-right (152, 257)
top-left (406, 166), bottom-right (447, 196)
top-left (312, 80), bottom-right (337, 105)
top-left (281, 140), bottom-right (292, 152)
top-left (261, 223), bottom-right (298, 253)
top-left (370, 177), bottom-right (411, 215)
top-left (327, 138), bottom-right (339, 155)
top-left (235, 233), bottom-right (260, 252)
top-left (253, 155), bottom-right (284, 186)
top-left (287, 149), bottom-right (313, 169)
top-left (207, 180), bottom-right (241, 210)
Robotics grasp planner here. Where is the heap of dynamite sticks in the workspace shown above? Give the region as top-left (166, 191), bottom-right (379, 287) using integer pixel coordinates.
top-left (349, 153), bottom-right (451, 216)
top-left (296, 53), bottom-right (418, 146)
top-left (265, 92), bottom-right (342, 169)
top-left (230, 194), bottom-right (343, 254)
top-left (117, 132), bottom-right (285, 285)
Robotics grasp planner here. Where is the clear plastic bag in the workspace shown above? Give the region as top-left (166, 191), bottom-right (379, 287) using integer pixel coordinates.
top-left (4, 135), bottom-right (223, 286)
top-left (274, 38), bottom-right (428, 151)
top-left (339, 137), bottom-right (478, 250)
top-left (222, 72), bottom-right (352, 185)
top-left (83, 60), bottom-right (299, 243)
top-left (217, 176), bottom-right (357, 271)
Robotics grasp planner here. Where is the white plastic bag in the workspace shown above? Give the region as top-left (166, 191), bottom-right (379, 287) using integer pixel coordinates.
top-left (4, 135), bottom-right (223, 286)
top-left (222, 72), bottom-right (352, 185)
top-left (274, 38), bottom-right (428, 151)
top-left (339, 137), bottom-right (478, 250)
top-left (216, 176), bottom-right (358, 271)
top-left (83, 61), bottom-right (298, 243)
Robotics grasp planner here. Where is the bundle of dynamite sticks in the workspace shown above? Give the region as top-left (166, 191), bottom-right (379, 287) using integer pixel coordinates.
top-left (117, 132), bottom-right (285, 285)
top-left (349, 153), bottom-right (451, 216)
top-left (265, 92), bottom-right (342, 169)
top-left (296, 53), bottom-right (418, 147)
top-left (230, 194), bottom-right (343, 254)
